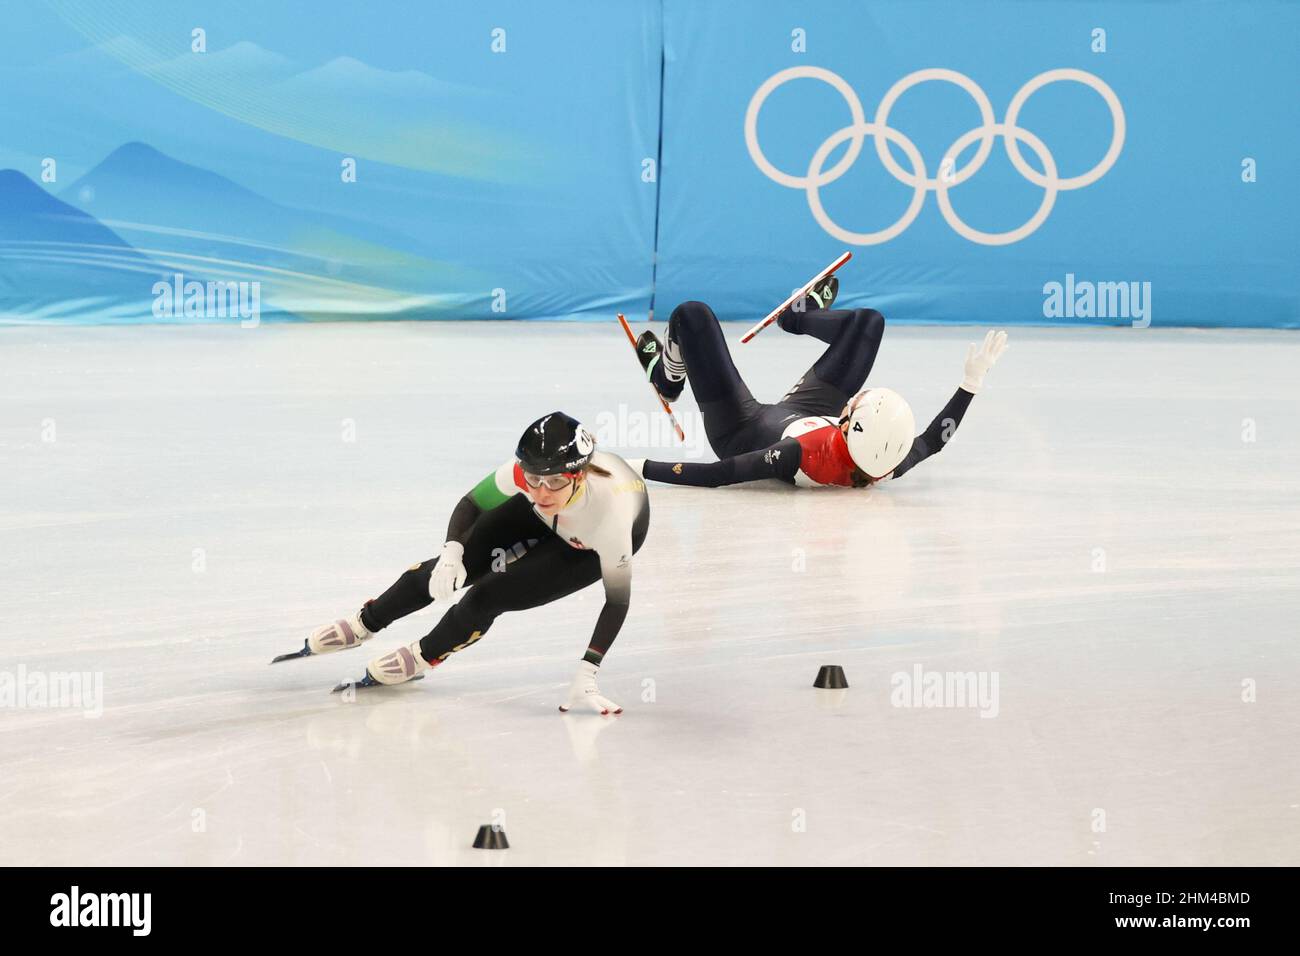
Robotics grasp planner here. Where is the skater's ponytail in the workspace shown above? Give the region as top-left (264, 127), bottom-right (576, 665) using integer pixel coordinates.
top-left (584, 461), bottom-right (613, 478)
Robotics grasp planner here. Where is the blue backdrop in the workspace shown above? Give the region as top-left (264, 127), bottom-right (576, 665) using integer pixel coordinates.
top-left (2, 0), bottom-right (1296, 326)
top-left (0, 0), bottom-right (662, 323)
top-left (657, 0), bottom-right (1299, 328)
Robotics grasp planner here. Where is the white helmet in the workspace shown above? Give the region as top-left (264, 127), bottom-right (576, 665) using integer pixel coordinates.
top-left (845, 388), bottom-right (915, 479)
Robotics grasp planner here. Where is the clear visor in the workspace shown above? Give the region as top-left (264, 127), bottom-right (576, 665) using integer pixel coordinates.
top-left (522, 471), bottom-right (576, 491)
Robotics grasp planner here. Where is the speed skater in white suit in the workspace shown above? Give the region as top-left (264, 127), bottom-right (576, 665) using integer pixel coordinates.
top-left (272, 412), bottom-right (649, 714)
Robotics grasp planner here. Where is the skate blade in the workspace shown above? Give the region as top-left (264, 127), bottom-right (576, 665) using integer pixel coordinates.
top-left (331, 674), bottom-right (424, 694)
top-left (270, 641), bottom-right (313, 664)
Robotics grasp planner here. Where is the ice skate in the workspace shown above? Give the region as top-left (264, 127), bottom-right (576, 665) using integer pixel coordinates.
top-left (271, 608), bottom-right (372, 663)
top-left (332, 640), bottom-right (431, 693)
top-left (778, 275), bottom-right (839, 332)
top-left (635, 328), bottom-right (686, 402)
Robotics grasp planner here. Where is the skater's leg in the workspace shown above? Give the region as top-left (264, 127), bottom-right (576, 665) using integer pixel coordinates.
top-left (359, 493), bottom-right (647, 686)
top-left (417, 537), bottom-right (602, 664)
top-left (668, 300), bottom-right (765, 456)
top-left (358, 559), bottom-right (435, 632)
top-left (778, 307), bottom-right (854, 345)
top-left (668, 300), bottom-right (751, 404)
top-left (360, 543), bottom-right (594, 687)
top-left (779, 308), bottom-right (886, 416)
top-left (359, 495), bottom-right (544, 633)
top-left (811, 307), bottom-right (885, 392)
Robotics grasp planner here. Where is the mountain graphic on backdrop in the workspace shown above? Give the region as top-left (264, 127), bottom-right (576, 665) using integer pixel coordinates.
top-left (58, 142), bottom-right (455, 314)
top-left (0, 168), bottom-right (174, 322)
top-left (62, 142), bottom-right (283, 233)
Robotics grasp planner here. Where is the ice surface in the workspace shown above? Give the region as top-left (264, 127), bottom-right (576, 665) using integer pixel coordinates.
top-left (1, 320), bottom-right (1298, 865)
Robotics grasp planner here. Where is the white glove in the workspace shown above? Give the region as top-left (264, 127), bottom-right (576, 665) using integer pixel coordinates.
top-left (961, 330), bottom-right (1009, 394)
top-left (558, 661), bottom-right (623, 716)
top-left (427, 541), bottom-right (467, 601)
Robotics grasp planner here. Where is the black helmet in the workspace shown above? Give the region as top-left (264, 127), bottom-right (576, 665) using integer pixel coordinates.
top-left (515, 412), bottom-right (595, 475)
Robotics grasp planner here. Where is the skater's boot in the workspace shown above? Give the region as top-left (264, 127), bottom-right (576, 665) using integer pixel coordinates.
top-left (272, 603), bottom-right (376, 663)
top-left (307, 607), bottom-right (373, 654)
top-left (367, 640), bottom-right (431, 686)
top-left (808, 273), bottom-right (840, 311)
top-left (778, 275), bottom-right (840, 332)
top-left (331, 640), bottom-right (433, 692)
top-left (636, 329), bottom-right (686, 402)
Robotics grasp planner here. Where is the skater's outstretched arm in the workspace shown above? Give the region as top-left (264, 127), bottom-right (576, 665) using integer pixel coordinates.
top-left (889, 387), bottom-right (975, 479)
top-left (562, 524), bottom-right (639, 716)
top-left (890, 330), bottom-right (1007, 480)
top-left (585, 538), bottom-right (634, 664)
top-left (635, 438), bottom-right (802, 487)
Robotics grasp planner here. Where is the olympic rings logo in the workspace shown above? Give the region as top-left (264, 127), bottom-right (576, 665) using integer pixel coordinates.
top-left (744, 66), bottom-right (1125, 245)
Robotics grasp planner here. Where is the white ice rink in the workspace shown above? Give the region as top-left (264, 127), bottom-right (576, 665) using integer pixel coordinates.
top-left (2, 320), bottom-right (1298, 866)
